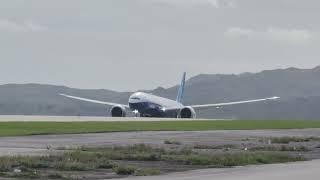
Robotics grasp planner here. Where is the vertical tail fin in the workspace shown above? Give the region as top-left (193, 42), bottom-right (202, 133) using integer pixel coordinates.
top-left (176, 72), bottom-right (186, 103)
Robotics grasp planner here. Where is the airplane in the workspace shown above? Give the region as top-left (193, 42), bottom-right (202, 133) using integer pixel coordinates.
top-left (60, 72), bottom-right (280, 118)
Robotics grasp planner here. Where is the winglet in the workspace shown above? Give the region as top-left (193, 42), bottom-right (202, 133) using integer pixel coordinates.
top-left (176, 72), bottom-right (186, 103)
top-left (268, 96), bottom-right (280, 100)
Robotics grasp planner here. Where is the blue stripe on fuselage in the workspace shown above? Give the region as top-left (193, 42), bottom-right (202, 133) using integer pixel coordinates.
top-left (129, 102), bottom-right (165, 117)
top-left (129, 102), bottom-right (162, 112)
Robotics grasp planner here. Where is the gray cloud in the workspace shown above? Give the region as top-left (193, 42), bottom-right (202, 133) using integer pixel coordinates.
top-left (0, 0), bottom-right (319, 91)
top-left (151, 0), bottom-right (236, 8)
top-left (225, 27), bottom-right (315, 44)
top-left (0, 19), bottom-right (47, 32)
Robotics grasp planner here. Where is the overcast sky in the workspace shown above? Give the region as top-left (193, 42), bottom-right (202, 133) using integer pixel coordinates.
top-left (1, 0), bottom-right (320, 91)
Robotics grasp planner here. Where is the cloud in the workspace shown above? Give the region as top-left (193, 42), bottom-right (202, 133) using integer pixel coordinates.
top-left (225, 27), bottom-right (314, 44)
top-left (224, 27), bottom-right (254, 37)
top-left (151, 0), bottom-right (235, 8)
top-left (0, 19), bottom-right (47, 32)
top-left (266, 28), bottom-right (312, 43)
top-left (207, 0), bottom-right (219, 8)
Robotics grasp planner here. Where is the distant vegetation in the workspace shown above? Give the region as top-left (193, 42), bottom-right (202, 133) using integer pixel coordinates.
top-left (193, 144), bottom-right (237, 150)
top-left (0, 120), bottom-right (320, 137)
top-left (1, 66), bottom-right (320, 119)
top-left (164, 139), bottom-right (182, 145)
top-left (270, 136), bottom-right (320, 144)
top-left (249, 145), bottom-right (310, 152)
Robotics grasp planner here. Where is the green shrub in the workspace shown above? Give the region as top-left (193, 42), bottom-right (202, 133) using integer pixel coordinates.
top-left (162, 152), bottom-right (305, 167)
top-left (10, 171), bottom-right (40, 179)
top-left (47, 173), bottom-right (65, 179)
top-left (164, 139), bottom-right (181, 145)
top-left (55, 162), bottom-right (92, 171)
top-left (97, 159), bottom-right (115, 169)
top-left (113, 165), bottom-right (136, 175)
top-left (194, 144), bottom-right (237, 150)
top-left (135, 168), bottom-right (161, 176)
top-left (271, 136), bottom-right (320, 144)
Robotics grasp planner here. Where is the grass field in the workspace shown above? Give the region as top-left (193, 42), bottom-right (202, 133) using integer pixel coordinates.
top-left (0, 120), bottom-right (319, 137)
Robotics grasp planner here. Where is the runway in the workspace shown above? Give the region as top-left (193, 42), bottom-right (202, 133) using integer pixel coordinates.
top-left (118, 160), bottom-right (320, 180)
top-left (0, 115), bottom-right (224, 122)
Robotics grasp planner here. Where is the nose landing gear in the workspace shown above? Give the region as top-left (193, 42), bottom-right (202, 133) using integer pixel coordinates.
top-left (133, 109), bottom-right (140, 117)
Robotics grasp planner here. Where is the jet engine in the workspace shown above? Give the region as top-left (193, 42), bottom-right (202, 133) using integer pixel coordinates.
top-left (110, 105), bottom-right (126, 117)
top-left (179, 106), bottom-right (196, 118)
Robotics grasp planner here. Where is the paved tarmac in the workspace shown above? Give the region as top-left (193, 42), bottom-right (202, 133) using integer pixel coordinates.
top-left (118, 160), bottom-right (320, 180)
top-left (0, 115), bottom-right (225, 122)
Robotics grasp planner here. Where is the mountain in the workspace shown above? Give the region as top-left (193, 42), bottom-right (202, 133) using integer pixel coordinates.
top-left (1, 66), bottom-right (320, 119)
top-left (0, 84), bottom-right (130, 116)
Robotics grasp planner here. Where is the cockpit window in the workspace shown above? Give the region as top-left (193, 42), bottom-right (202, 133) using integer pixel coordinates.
top-left (131, 97), bottom-right (140, 100)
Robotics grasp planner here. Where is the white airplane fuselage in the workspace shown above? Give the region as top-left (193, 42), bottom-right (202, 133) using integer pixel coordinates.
top-left (128, 92), bottom-right (184, 117)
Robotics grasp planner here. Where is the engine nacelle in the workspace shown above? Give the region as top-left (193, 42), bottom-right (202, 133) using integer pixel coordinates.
top-left (179, 106), bottom-right (196, 118)
top-left (110, 105), bottom-right (126, 117)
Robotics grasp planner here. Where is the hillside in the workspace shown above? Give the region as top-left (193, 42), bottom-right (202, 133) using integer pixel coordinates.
top-left (1, 66), bottom-right (320, 119)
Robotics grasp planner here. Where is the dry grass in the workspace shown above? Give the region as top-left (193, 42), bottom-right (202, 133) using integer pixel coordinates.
top-left (0, 144), bottom-right (306, 179)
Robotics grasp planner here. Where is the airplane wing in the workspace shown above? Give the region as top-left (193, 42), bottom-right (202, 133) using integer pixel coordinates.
top-left (190, 96), bottom-right (280, 109)
top-left (59, 94), bottom-right (129, 108)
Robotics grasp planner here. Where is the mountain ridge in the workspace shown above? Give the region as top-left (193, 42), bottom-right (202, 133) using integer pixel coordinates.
top-left (1, 65), bottom-right (320, 119)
